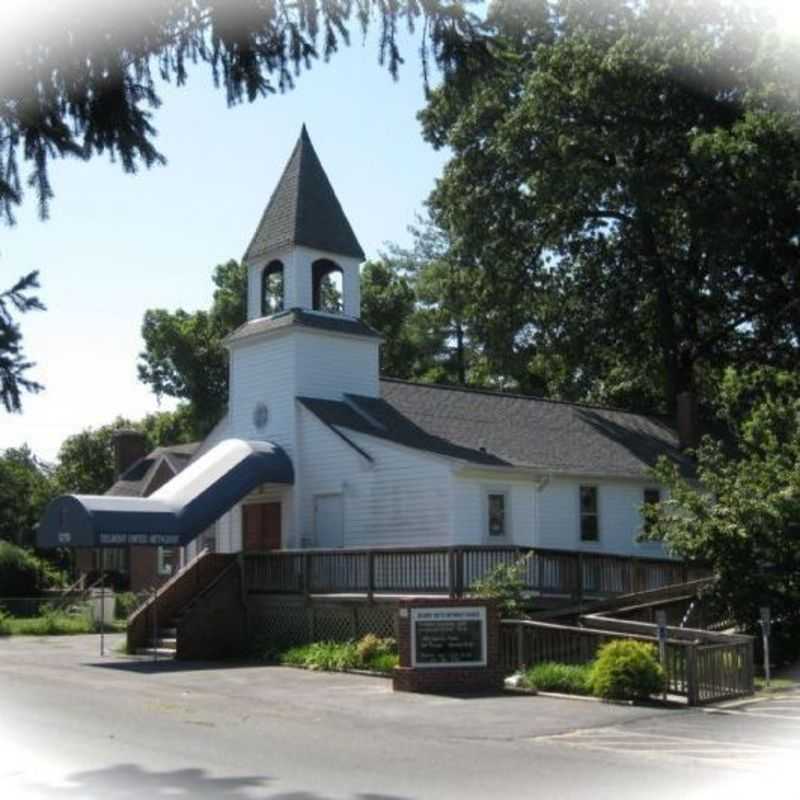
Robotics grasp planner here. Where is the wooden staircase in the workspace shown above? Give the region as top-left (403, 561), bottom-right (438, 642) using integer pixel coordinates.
top-left (127, 550), bottom-right (237, 657)
top-left (136, 624), bottom-right (178, 658)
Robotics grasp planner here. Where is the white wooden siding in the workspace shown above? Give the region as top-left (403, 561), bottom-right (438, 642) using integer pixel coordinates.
top-left (298, 409), bottom-right (452, 547)
top-left (293, 330), bottom-right (379, 400)
top-left (454, 474), bottom-right (670, 558)
top-left (228, 334), bottom-right (297, 456)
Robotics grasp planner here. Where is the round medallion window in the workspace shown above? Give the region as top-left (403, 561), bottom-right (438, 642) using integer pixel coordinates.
top-left (253, 402), bottom-right (269, 430)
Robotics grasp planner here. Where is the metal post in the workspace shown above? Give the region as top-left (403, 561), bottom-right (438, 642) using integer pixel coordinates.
top-left (153, 585), bottom-right (158, 664)
top-left (760, 607), bottom-right (771, 687)
top-left (99, 547), bottom-right (105, 657)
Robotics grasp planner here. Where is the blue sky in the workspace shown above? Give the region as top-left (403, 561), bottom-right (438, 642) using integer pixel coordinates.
top-left (0, 24), bottom-right (448, 461)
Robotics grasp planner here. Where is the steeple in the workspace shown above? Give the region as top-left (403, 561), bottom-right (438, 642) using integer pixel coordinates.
top-left (243, 125), bottom-right (365, 263)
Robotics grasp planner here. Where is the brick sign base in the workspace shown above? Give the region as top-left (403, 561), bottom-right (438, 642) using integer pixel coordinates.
top-left (393, 598), bottom-right (503, 694)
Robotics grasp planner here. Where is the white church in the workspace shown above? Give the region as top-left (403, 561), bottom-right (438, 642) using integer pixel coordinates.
top-left (41, 127), bottom-right (694, 587)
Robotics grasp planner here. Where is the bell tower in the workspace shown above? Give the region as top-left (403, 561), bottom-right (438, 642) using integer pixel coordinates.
top-left (241, 124), bottom-right (364, 321)
top-left (225, 125), bottom-right (381, 457)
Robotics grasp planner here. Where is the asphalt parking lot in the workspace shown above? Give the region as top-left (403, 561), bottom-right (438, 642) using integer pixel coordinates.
top-left (1, 634), bottom-right (798, 799)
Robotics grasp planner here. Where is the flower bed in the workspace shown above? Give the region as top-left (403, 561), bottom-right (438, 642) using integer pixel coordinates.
top-left (277, 634), bottom-right (399, 674)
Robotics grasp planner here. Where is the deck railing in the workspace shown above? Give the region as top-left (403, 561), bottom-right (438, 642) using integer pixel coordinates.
top-left (242, 545), bottom-right (704, 600)
top-left (499, 616), bottom-right (753, 705)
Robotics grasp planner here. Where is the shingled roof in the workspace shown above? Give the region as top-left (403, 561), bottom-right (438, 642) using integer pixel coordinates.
top-left (243, 125), bottom-right (365, 262)
top-left (106, 443), bottom-right (200, 498)
top-left (299, 379), bottom-right (695, 479)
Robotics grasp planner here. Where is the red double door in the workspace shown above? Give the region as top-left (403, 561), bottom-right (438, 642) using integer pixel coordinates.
top-left (242, 502), bottom-right (282, 552)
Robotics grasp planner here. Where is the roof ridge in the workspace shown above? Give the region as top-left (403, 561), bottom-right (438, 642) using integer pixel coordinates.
top-left (378, 377), bottom-right (673, 423)
top-left (289, 125), bottom-right (307, 245)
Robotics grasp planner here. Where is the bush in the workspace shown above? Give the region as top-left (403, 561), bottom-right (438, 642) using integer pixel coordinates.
top-left (590, 640), bottom-right (665, 701)
top-left (369, 651), bottom-right (400, 673)
top-left (279, 635), bottom-right (399, 673)
top-left (521, 662), bottom-right (593, 695)
top-left (0, 606), bottom-right (11, 636)
top-left (0, 540), bottom-right (63, 597)
top-left (355, 633), bottom-right (396, 663)
top-left (114, 592), bottom-right (141, 620)
top-left (469, 552), bottom-right (532, 618)
top-left (281, 641), bottom-right (360, 671)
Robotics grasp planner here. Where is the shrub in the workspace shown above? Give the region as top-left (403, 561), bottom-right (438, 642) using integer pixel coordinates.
top-left (281, 641), bottom-right (360, 671)
top-left (0, 606), bottom-right (11, 636)
top-left (521, 662), bottom-right (593, 695)
top-left (369, 652), bottom-right (399, 673)
top-left (278, 635), bottom-right (399, 673)
top-left (355, 633), bottom-right (396, 663)
top-left (114, 592), bottom-right (141, 620)
top-left (0, 540), bottom-right (63, 597)
top-left (590, 640), bottom-right (665, 701)
top-left (469, 552), bottom-right (533, 618)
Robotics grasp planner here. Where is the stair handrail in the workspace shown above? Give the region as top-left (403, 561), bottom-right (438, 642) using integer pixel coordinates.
top-left (176, 558), bottom-right (243, 620)
top-left (127, 547), bottom-right (209, 624)
top-left (51, 574), bottom-right (104, 611)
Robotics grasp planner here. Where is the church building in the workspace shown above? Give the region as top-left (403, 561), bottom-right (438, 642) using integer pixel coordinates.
top-left (40, 127), bottom-right (694, 585)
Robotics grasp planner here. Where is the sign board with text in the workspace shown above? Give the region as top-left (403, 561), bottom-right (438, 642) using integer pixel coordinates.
top-left (411, 606), bottom-right (487, 668)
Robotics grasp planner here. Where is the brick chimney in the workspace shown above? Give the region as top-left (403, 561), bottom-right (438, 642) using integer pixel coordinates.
top-left (112, 429), bottom-right (148, 479)
top-left (676, 391), bottom-right (700, 451)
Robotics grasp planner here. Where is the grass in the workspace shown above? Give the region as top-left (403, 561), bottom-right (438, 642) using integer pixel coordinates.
top-left (278, 635), bottom-right (399, 674)
top-left (0, 607), bottom-right (126, 637)
top-left (519, 662), bottom-right (594, 695)
top-left (755, 677), bottom-right (798, 693)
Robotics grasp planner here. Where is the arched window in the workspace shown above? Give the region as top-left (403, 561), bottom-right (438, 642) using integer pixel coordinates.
top-left (261, 260), bottom-right (284, 316)
top-left (312, 259), bottom-right (343, 313)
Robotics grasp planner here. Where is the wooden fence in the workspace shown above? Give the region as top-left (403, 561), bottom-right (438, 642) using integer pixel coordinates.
top-left (500, 615), bottom-right (754, 705)
top-left (243, 545), bottom-right (703, 601)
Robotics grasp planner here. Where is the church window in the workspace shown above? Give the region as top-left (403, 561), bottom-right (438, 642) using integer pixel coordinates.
top-left (487, 492), bottom-right (508, 538)
top-left (312, 259), bottom-right (343, 313)
top-left (261, 261), bottom-right (284, 315)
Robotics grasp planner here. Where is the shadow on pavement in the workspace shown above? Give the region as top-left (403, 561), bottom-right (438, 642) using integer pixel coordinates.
top-left (85, 658), bottom-right (259, 674)
top-left (21, 763), bottom-right (412, 800)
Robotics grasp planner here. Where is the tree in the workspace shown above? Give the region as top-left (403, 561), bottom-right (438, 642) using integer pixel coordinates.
top-left (138, 259), bottom-right (246, 435)
top-left (360, 258), bottom-right (417, 378)
top-left (645, 367), bottom-right (800, 663)
top-left (421, 0), bottom-right (800, 413)
top-left (53, 418), bottom-right (137, 495)
top-left (0, 1), bottom-right (484, 228)
top-left (363, 212), bottom-right (485, 385)
top-left (0, 272), bottom-right (45, 412)
top-left (400, 216), bottom-right (476, 386)
top-left (0, 445), bottom-right (57, 546)
top-left (49, 407), bottom-right (195, 497)
top-left (140, 405), bottom-right (198, 447)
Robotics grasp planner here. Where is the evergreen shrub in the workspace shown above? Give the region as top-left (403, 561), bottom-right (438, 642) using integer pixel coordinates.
top-left (590, 640), bottom-right (665, 700)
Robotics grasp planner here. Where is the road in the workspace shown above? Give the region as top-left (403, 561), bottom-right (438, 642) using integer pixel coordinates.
top-left (0, 634), bottom-right (797, 799)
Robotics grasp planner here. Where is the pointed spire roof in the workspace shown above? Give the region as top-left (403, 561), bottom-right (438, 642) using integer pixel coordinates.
top-left (244, 125), bottom-right (365, 262)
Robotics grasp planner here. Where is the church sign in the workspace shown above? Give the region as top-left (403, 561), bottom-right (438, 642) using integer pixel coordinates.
top-left (411, 606), bottom-right (487, 668)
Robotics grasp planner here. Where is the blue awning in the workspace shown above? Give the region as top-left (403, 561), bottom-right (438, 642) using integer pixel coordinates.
top-left (37, 439), bottom-right (293, 549)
